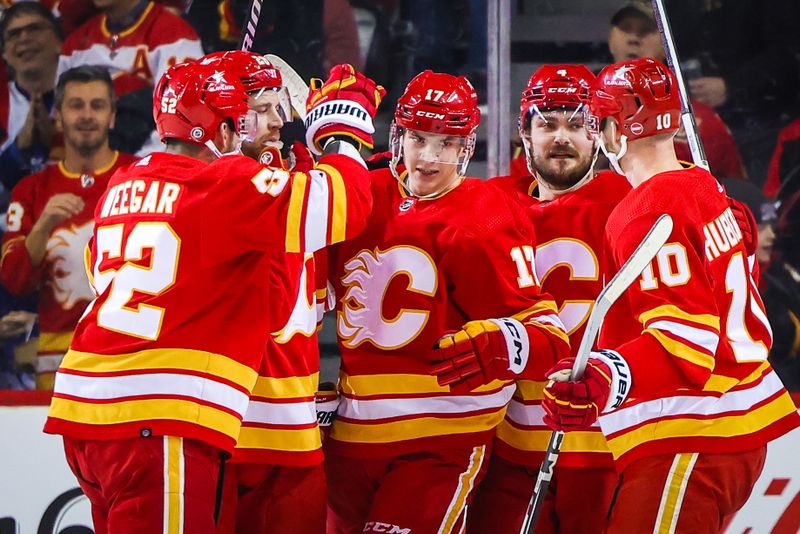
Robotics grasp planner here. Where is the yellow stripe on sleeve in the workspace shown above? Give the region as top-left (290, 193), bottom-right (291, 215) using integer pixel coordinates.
top-left (639, 305), bottom-right (720, 331)
top-left (645, 329), bottom-right (715, 370)
top-left (316, 163), bottom-right (347, 244)
top-left (285, 171), bottom-right (309, 253)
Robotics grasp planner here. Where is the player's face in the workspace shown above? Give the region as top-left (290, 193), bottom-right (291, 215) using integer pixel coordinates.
top-left (402, 129), bottom-right (466, 196)
top-left (757, 223), bottom-right (775, 264)
top-left (608, 16), bottom-right (664, 63)
top-left (56, 80), bottom-right (115, 156)
top-left (1, 12), bottom-right (61, 76)
top-left (523, 109), bottom-right (595, 190)
top-left (241, 89), bottom-right (285, 158)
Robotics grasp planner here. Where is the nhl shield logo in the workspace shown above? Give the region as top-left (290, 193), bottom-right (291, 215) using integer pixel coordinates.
top-left (398, 198), bottom-right (415, 212)
top-left (80, 174), bottom-right (94, 188)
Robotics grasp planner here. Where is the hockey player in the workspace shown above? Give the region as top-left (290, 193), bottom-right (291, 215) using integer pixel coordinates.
top-left (468, 65), bottom-right (630, 534)
top-left (542, 57), bottom-right (800, 533)
top-left (43, 58), bottom-right (379, 533)
top-left (324, 70), bottom-right (569, 533)
top-left (201, 52), bottom-right (384, 534)
top-left (1, 66), bottom-right (137, 389)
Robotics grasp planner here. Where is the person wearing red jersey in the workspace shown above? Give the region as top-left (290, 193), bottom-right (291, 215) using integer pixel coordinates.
top-left (1, 66), bottom-right (136, 390)
top-left (468, 65), bottom-right (630, 534)
top-left (324, 70), bottom-right (569, 534)
top-left (57, 0), bottom-right (203, 154)
top-left (43, 58), bottom-right (379, 533)
top-left (606, 0), bottom-right (746, 181)
top-left (542, 57), bottom-right (800, 533)
top-left (202, 52), bottom-right (384, 534)
top-left (0, 2), bottom-right (63, 189)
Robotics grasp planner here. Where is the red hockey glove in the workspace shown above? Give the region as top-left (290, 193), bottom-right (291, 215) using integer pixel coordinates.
top-left (542, 349), bottom-right (631, 432)
top-left (304, 64), bottom-right (386, 155)
top-left (257, 142), bottom-right (315, 172)
top-left (728, 197), bottom-right (757, 256)
top-left (432, 318), bottom-right (529, 394)
top-left (288, 141), bottom-right (315, 172)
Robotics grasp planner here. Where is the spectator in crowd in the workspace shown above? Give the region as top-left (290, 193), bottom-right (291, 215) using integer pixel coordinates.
top-left (763, 117), bottom-right (800, 199)
top-left (0, 66), bottom-right (137, 389)
top-left (664, 0), bottom-right (800, 186)
top-left (608, 0), bottom-right (746, 180)
top-left (58, 0), bottom-right (203, 154)
top-left (762, 190), bottom-right (800, 391)
top-left (0, 2), bottom-right (63, 191)
top-left (56, 0), bottom-right (191, 37)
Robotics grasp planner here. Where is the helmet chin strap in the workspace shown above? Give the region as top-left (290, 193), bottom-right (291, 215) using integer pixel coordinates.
top-left (205, 139), bottom-right (243, 159)
top-left (598, 134), bottom-right (628, 175)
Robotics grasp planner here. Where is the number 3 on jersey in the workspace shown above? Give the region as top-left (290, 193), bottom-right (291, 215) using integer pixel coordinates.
top-left (92, 222), bottom-right (180, 339)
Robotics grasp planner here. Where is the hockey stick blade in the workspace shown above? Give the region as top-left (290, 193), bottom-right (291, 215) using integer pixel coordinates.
top-left (520, 213), bottom-right (673, 534)
top-left (264, 54), bottom-right (310, 122)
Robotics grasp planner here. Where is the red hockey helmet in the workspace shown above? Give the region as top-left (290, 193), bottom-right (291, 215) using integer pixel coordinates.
top-left (153, 61), bottom-right (252, 146)
top-left (519, 64), bottom-right (595, 130)
top-left (587, 57), bottom-right (680, 142)
top-left (197, 50), bottom-right (282, 93)
top-left (394, 70), bottom-right (481, 136)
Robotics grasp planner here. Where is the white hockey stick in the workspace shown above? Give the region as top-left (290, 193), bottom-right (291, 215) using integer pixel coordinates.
top-left (520, 213), bottom-right (674, 534)
top-left (265, 54), bottom-right (310, 122)
top-left (650, 0), bottom-right (708, 171)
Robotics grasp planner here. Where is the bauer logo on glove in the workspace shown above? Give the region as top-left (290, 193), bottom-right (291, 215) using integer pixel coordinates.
top-left (304, 64), bottom-right (386, 155)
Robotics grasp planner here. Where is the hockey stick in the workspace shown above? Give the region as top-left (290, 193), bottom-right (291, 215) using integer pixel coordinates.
top-left (650, 0), bottom-right (708, 171)
top-left (238, 0), bottom-right (264, 52)
top-left (520, 213), bottom-right (674, 534)
top-left (264, 54), bottom-right (310, 122)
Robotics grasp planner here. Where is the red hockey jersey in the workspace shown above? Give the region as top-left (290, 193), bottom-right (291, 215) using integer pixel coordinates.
top-left (492, 170), bottom-right (631, 468)
top-left (325, 170), bottom-right (569, 458)
top-left (57, 2), bottom-right (203, 98)
top-left (1, 152), bottom-right (137, 385)
top-left (44, 151), bottom-right (372, 452)
top-left (598, 165), bottom-right (799, 469)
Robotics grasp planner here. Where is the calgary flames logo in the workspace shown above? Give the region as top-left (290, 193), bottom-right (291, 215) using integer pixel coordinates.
top-left (337, 246), bottom-right (438, 349)
top-left (46, 222), bottom-right (95, 309)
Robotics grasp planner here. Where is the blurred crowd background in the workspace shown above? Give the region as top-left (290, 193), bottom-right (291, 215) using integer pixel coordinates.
top-left (1, 0), bottom-right (799, 391)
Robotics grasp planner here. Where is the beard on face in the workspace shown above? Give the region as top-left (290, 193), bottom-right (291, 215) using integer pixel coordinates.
top-left (63, 120), bottom-right (108, 157)
top-left (531, 148), bottom-right (593, 190)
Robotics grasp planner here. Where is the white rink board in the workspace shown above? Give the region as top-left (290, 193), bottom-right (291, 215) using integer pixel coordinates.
top-left (0, 405), bottom-right (798, 533)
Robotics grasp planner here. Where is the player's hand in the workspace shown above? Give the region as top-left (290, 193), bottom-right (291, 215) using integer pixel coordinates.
top-left (432, 318), bottom-right (529, 394)
top-left (365, 150), bottom-right (393, 171)
top-left (289, 141), bottom-right (315, 172)
top-left (35, 193), bottom-right (84, 232)
top-left (315, 382), bottom-right (339, 441)
top-left (542, 349), bottom-right (630, 431)
top-left (304, 64), bottom-right (386, 155)
top-left (728, 197), bottom-right (757, 256)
